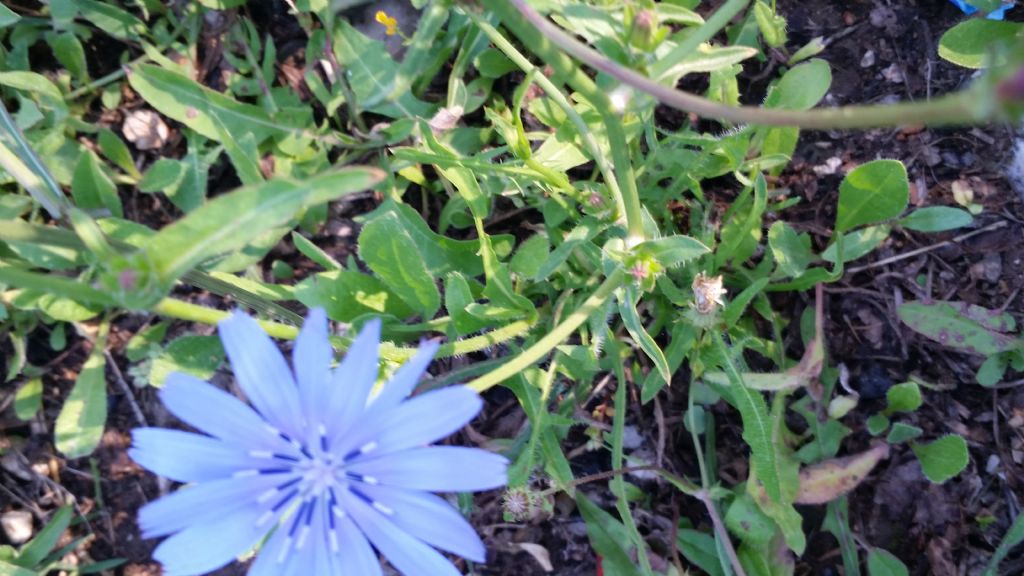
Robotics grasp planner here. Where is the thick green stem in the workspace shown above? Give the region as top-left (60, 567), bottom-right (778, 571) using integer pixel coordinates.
top-left (153, 297), bottom-right (534, 363)
top-left (507, 0), bottom-right (989, 129)
top-left (468, 268), bottom-right (626, 392)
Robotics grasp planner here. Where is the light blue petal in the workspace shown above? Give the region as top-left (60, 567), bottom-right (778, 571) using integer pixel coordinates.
top-left (341, 489), bottom-right (462, 576)
top-left (367, 340), bottom-right (440, 411)
top-left (347, 447), bottom-right (508, 492)
top-left (130, 428), bottom-right (270, 482)
top-left (160, 373), bottom-right (294, 454)
top-left (357, 483), bottom-right (486, 562)
top-left (154, 507), bottom-right (267, 576)
top-left (333, 510), bottom-right (383, 576)
top-left (139, 475), bottom-right (286, 538)
top-left (323, 319), bottom-right (381, 440)
top-left (337, 386), bottom-right (482, 458)
top-left (218, 311), bottom-right (305, 439)
top-left (292, 308), bottom-right (332, 429)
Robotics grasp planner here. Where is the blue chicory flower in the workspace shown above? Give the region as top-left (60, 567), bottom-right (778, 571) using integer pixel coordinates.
top-left (130, 309), bottom-right (508, 576)
top-left (947, 0), bottom-right (1014, 19)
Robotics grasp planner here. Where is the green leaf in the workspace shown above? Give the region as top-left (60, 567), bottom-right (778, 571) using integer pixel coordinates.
top-left (835, 160), bottom-right (909, 233)
top-left (768, 221), bottom-right (815, 277)
top-left (142, 168), bottom-right (383, 285)
top-left (912, 434), bottom-right (969, 484)
top-left (885, 381), bottom-right (922, 413)
top-left (717, 174), bottom-right (768, 267)
top-left (822, 225), bottom-right (890, 264)
top-left (886, 423), bottom-right (922, 444)
top-left (509, 235), bottom-right (550, 279)
top-left (149, 335), bottom-right (225, 387)
top-left (899, 206), bottom-right (973, 232)
top-left (138, 158), bottom-right (186, 193)
top-left (16, 506), bottom-right (72, 568)
top-left (97, 128), bottom-right (139, 179)
top-left (726, 493), bottom-right (776, 545)
top-left (575, 493), bottom-right (642, 576)
top-left (866, 413), bottom-right (890, 436)
top-left (938, 20), bottom-right (1023, 69)
top-left (295, 270), bottom-right (414, 322)
top-left (0, 4), bottom-right (20, 27)
top-left (765, 59), bottom-right (832, 110)
top-left (47, 32), bottom-right (89, 84)
top-left (14, 377), bottom-right (42, 421)
top-left (71, 150), bottom-right (122, 217)
top-left (712, 333), bottom-right (781, 501)
top-left (128, 64), bottom-right (299, 143)
top-left (331, 21), bottom-right (435, 118)
top-left (54, 347), bottom-right (107, 458)
top-left (984, 512), bottom-right (1024, 576)
top-left (898, 301), bottom-right (1022, 356)
top-left (73, 0), bottom-right (145, 41)
top-left (753, 0), bottom-right (787, 47)
top-left (657, 45), bottom-right (759, 84)
top-left (291, 232), bottom-right (341, 271)
top-left (635, 235), bottom-right (710, 268)
top-left (125, 322), bottom-right (168, 362)
top-left (0, 560), bottom-right (35, 576)
top-left (619, 288), bottom-right (671, 385)
top-left (676, 528), bottom-right (725, 576)
top-left (358, 214), bottom-right (441, 319)
top-left (976, 354), bottom-right (1008, 387)
top-left (367, 202), bottom-right (512, 278)
top-left (867, 548), bottom-right (909, 576)
top-left (0, 72), bottom-right (66, 113)
top-left (474, 47), bottom-right (519, 78)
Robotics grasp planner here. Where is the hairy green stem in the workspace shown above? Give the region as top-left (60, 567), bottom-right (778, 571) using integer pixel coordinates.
top-left (608, 337), bottom-right (654, 576)
top-left (153, 297), bottom-right (534, 363)
top-left (696, 489), bottom-right (748, 576)
top-left (468, 268), bottom-right (626, 392)
top-left (507, 0), bottom-right (990, 129)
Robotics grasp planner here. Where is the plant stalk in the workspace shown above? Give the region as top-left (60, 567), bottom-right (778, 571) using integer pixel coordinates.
top-left (468, 268), bottom-right (626, 391)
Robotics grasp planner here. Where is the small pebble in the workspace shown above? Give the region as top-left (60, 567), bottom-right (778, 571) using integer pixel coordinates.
top-left (1, 510), bottom-right (34, 544)
top-left (860, 50), bottom-right (876, 68)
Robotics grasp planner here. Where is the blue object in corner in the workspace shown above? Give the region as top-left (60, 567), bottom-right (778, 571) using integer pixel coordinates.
top-left (948, 0), bottom-right (1014, 20)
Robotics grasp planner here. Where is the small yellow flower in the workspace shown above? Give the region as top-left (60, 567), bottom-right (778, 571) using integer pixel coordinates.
top-left (375, 10), bottom-right (398, 36)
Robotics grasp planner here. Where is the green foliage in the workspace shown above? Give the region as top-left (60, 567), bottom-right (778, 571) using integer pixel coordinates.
top-left (835, 160), bottom-right (909, 234)
top-left (0, 1), bottom-right (1011, 573)
top-left (912, 435), bottom-right (970, 484)
top-left (939, 20), bottom-right (1023, 69)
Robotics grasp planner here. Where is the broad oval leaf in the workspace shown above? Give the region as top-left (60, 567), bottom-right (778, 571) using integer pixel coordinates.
top-left (835, 160), bottom-right (909, 233)
top-left (911, 434), bottom-right (969, 484)
top-left (898, 300), bottom-right (1022, 356)
top-left (938, 19), bottom-right (1023, 69)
